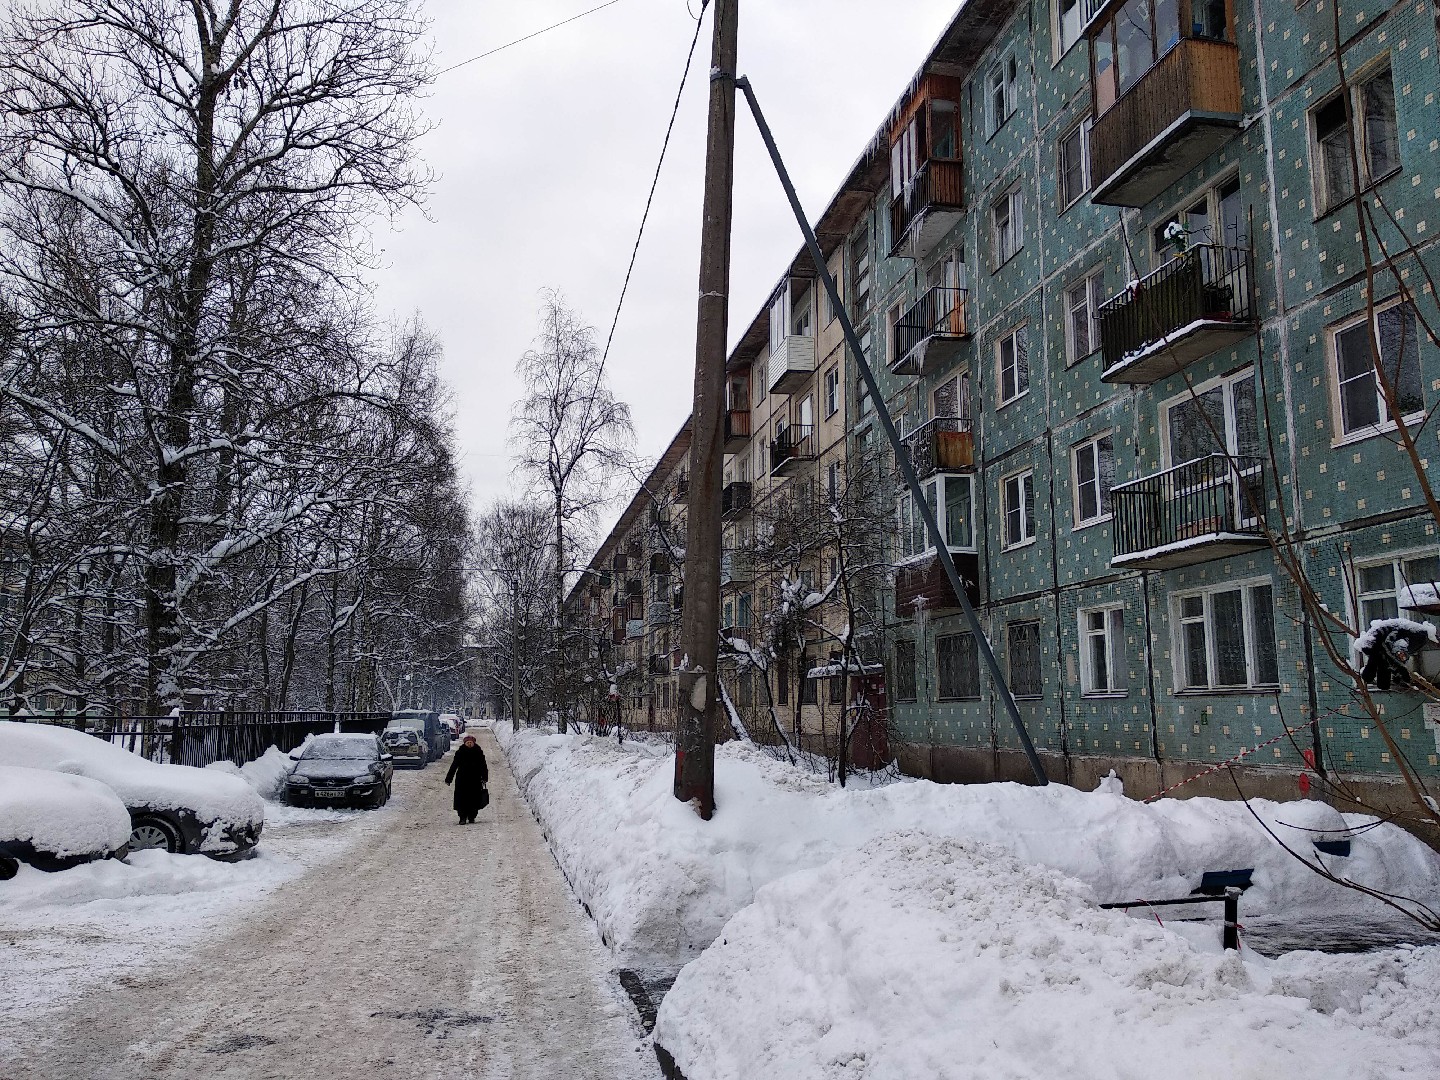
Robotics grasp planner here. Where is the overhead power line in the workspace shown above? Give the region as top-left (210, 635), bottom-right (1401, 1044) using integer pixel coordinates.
top-left (435, 0), bottom-right (628, 77)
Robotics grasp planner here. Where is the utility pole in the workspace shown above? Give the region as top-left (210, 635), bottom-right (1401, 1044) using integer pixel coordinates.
top-left (676, 0), bottom-right (738, 820)
top-left (511, 576), bottom-right (522, 733)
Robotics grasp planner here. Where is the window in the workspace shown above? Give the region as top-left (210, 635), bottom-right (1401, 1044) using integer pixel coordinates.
top-left (800, 660), bottom-right (818, 705)
top-left (826, 462), bottom-right (840, 504)
top-left (829, 672), bottom-right (845, 705)
top-left (791, 284), bottom-right (813, 338)
top-left (1331, 301), bottom-right (1424, 439)
top-left (856, 375), bottom-right (873, 418)
top-left (823, 366), bottom-right (840, 418)
top-left (937, 632), bottom-right (981, 700)
top-left (997, 325), bottom-right (1029, 403)
top-left (823, 255), bottom-right (841, 323)
top-left (1353, 553), bottom-right (1440, 630)
top-left (1008, 621), bottom-right (1043, 699)
top-left (1003, 470), bottom-right (1036, 549)
top-left (737, 671), bottom-right (753, 707)
top-left (931, 100), bottom-right (959, 160)
top-left (886, 300), bottom-right (906, 367)
top-left (898, 474), bottom-right (976, 560)
top-left (850, 230), bottom-right (872, 315)
top-left (1173, 582), bottom-right (1279, 690)
top-left (1080, 607), bottom-right (1127, 695)
top-left (1056, 0), bottom-right (1086, 56)
top-left (1072, 433), bottom-right (1115, 526)
top-left (1091, 0), bottom-right (1223, 116)
top-left (894, 640), bottom-right (918, 702)
top-left (993, 187), bottom-right (1024, 267)
top-left (1312, 67), bottom-right (1399, 213)
top-left (1163, 367), bottom-right (1258, 466)
top-left (1058, 118), bottom-right (1091, 209)
top-left (987, 53), bottom-right (1018, 135)
top-left (776, 663), bottom-right (789, 705)
top-left (1064, 271), bottom-right (1105, 364)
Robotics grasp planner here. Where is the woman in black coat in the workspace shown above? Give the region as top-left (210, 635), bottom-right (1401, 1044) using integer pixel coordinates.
top-left (444, 734), bottom-right (489, 823)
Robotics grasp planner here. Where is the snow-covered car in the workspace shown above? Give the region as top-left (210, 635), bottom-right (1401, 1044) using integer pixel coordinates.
top-left (0, 721), bottom-right (264, 858)
top-left (284, 733), bottom-right (393, 808)
top-left (381, 726), bottom-right (428, 768)
top-left (0, 765), bottom-right (132, 878)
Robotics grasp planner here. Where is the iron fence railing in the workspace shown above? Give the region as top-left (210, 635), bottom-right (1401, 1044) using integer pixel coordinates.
top-left (1098, 243), bottom-right (1253, 370)
top-left (893, 286), bottom-right (968, 366)
top-left (722, 480), bottom-right (752, 517)
top-left (889, 158), bottom-right (965, 250)
top-left (769, 424), bottom-right (815, 474)
top-left (1111, 454), bottom-right (1266, 561)
top-left (902, 414), bottom-right (973, 479)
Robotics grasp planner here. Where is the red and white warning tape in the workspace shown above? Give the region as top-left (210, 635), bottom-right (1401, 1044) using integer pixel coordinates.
top-left (1143, 725), bottom-right (1310, 803)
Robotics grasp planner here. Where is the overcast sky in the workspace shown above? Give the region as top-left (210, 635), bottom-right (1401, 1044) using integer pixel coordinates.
top-left (371, 0), bottom-right (960, 524)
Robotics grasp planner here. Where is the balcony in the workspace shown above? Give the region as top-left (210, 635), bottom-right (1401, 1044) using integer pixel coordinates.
top-left (626, 618), bottom-right (646, 640)
top-left (722, 481), bottom-right (752, 519)
top-left (770, 425), bottom-right (815, 477)
top-left (1111, 454), bottom-right (1269, 570)
top-left (902, 416), bottom-right (973, 478)
top-left (648, 599), bottom-right (676, 625)
top-left (894, 551), bottom-right (980, 618)
top-left (673, 475), bottom-right (688, 504)
top-left (767, 334), bottom-right (816, 395)
top-left (891, 286), bottom-right (969, 377)
top-left (724, 410), bottom-right (752, 453)
top-left (720, 549), bottom-right (754, 587)
top-left (1099, 244), bottom-right (1254, 384)
top-left (611, 620), bottom-right (625, 645)
top-left (1090, 38), bottom-right (1243, 207)
top-left (721, 617), bottom-right (752, 640)
top-left (648, 654), bottom-right (670, 677)
top-left (889, 159), bottom-right (964, 261)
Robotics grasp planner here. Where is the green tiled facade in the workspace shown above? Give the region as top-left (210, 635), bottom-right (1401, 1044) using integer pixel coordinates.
top-left (841, 0), bottom-right (1440, 797)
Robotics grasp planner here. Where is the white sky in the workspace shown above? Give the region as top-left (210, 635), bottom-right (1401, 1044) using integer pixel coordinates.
top-left (371, 0), bottom-right (960, 522)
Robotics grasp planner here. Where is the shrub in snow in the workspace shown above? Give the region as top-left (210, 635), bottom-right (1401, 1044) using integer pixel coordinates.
top-left (654, 834), bottom-right (1440, 1080)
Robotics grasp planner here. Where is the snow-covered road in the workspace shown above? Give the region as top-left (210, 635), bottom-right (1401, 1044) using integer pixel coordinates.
top-left (1, 730), bottom-right (660, 1080)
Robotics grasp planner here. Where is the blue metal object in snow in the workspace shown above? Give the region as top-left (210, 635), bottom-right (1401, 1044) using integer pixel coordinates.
top-left (1313, 839), bottom-right (1353, 857)
top-left (1193, 869), bottom-right (1254, 895)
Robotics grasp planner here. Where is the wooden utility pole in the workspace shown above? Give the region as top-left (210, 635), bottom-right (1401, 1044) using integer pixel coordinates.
top-left (676, 0), bottom-right (739, 819)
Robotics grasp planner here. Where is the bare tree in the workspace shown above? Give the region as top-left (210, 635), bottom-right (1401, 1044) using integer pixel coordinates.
top-left (511, 291), bottom-right (633, 731)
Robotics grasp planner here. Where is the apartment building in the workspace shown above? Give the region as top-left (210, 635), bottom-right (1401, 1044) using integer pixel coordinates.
top-left (579, 0), bottom-right (1440, 815)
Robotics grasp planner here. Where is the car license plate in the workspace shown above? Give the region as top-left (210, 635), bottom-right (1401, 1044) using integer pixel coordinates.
top-left (315, 788), bottom-right (346, 798)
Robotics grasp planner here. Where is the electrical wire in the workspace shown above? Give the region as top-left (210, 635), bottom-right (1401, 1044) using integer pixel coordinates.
top-left (434, 0), bottom-right (628, 77)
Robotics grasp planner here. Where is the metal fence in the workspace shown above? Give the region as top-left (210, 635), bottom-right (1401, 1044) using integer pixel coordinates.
top-left (27, 711), bottom-right (393, 768)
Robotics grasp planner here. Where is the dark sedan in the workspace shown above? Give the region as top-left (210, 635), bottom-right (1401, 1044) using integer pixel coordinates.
top-left (285, 733), bottom-right (393, 808)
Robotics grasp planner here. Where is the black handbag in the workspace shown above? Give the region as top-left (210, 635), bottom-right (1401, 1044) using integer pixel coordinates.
top-left (478, 784), bottom-right (489, 810)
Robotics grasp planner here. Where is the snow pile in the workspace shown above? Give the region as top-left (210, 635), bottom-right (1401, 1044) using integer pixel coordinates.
top-left (0, 721), bottom-right (264, 831)
top-left (0, 848), bottom-right (289, 911)
top-left (498, 726), bottom-right (1440, 972)
top-left (1354, 617), bottom-right (1438, 653)
top-left (654, 834), bottom-right (1440, 1080)
top-left (1399, 583), bottom-right (1440, 610)
top-left (0, 766), bottom-right (131, 859)
top-left (206, 743), bottom-right (297, 800)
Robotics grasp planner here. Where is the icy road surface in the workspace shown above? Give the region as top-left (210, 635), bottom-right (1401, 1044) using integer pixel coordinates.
top-left (1, 730), bottom-right (659, 1080)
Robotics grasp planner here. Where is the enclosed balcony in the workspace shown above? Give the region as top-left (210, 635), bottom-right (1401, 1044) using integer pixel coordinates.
top-left (648, 654), bottom-right (670, 677)
top-left (769, 425), bottom-right (815, 477)
top-left (890, 286), bottom-right (970, 377)
top-left (1099, 243), bottom-right (1254, 383)
top-left (722, 480), bottom-right (752, 519)
top-left (895, 551), bottom-right (981, 618)
top-left (723, 409), bottom-right (752, 453)
top-left (626, 618), bottom-right (646, 640)
top-left (648, 599), bottom-right (676, 625)
top-left (1111, 453), bottom-right (1269, 569)
top-left (887, 76), bottom-right (964, 261)
top-left (1087, 0), bottom-right (1243, 207)
top-left (902, 415), bottom-right (974, 478)
top-left (720, 549), bottom-right (754, 587)
top-left (767, 334), bottom-right (816, 395)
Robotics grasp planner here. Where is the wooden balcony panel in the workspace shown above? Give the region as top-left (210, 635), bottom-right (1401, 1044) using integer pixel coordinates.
top-left (890, 159), bottom-right (965, 260)
top-left (894, 551), bottom-right (979, 618)
top-left (1090, 39), bottom-right (1243, 208)
top-left (723, 410), bottom-right (752, 453)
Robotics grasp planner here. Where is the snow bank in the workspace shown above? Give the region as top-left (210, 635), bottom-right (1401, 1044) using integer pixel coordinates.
top-left (0, 766), bottom-right (131, 859)
top-left (0, 721), bottom-right (264, 832)
top-left (207, 743), bottom-right (297, 800)
top-left (498, 726), bottom-right (1440, 971)
top-left (655, 834), bottom-right (1440, 1080)
top-left (0, 847), bottom-right (290, 911)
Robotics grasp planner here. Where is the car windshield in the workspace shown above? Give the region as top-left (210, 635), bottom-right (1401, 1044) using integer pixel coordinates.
top-left (302, 739), bottom-right (377, 761)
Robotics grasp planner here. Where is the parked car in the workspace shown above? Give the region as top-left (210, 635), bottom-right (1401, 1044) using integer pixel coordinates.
top-left (284, 733), bottom-right (393, 809)
top-left (0, 765), bottom-right (132, 878)
top-left (391, 710), bottom-right (446, 759)
top-left (440, 713), bottom-right (463, 738)
top-left (381, 725), bottom-right (429, 768)
top-left (0, 721), bottom-right (264, 858)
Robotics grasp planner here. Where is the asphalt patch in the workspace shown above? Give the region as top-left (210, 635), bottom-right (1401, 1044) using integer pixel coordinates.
top-left (371, 1007), bottom-right (496, 1038)
top-left (206, 1033), bottom-right (277, 1054)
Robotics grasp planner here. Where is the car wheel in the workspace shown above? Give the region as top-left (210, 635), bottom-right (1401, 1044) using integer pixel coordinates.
top-left (129, 815), bottom-right (182, 854)
top-left (0, 855), bottom-right (17, 881)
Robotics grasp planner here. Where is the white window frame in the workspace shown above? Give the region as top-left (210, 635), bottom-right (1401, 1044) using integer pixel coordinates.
top-left (996, 324), bottom-right (1030, 405)
top-left (1079, 605), bottom-right (1127, 697)
top-left (1001, 469), bottom-right (1036, 550)
top-left (987, 52), bottom-right (1018, 136)
top-left (1064, 269), bottom-right (1105, 364)
top-left (823, 365), bottom-right (840, 418)
top-left (1072, 431), bottom-right (1115, 528)
top-left (1347, 550), bottom-right (1440, 676)
top-left (1057, 116), bottom-right (1091, 210)
top-left (992, 187), bottom-right (1024, 267)
top-left (896, 473), bottom-right (977, 564)
top-left (1054, 0), bottom-right (1088, 60)
top-left (1170, 579), bottom-right (1280, 692)
top-left (1328, 298), bottom-right (1426, 445)
top-left (1310, 64), bottom-right (1400, 215)
top-left (1157, 365), bottom-right (1256, 469)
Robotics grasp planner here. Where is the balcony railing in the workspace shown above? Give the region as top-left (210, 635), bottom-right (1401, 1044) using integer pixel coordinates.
top-left (1099, 244), bottom-right (1254, 383)
top-left (724, 410), bottom-right (752, 453)
top-left (1111, 454), bottom-right (1269, 569)
top-left (673, 475), bottom-right (688, 504)
top-left (770, 425), bottom-right (815, 476)
top-left (648, 654), bottom-right (670, 676)
top-left (891, 286), bottom-right (969, 378)
top-left (902, 415), bottom-right (973, 479)
top-left (889, 159), bottom-right (964, 258)
top-left (722, 481), bottom-right (752, 518)
top-left (767, 334), bottom-right (817, 395)
top-left (648, 599), bottom-right (676, 625)
top-left (1090, 38), bottom-right (1243, 207)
